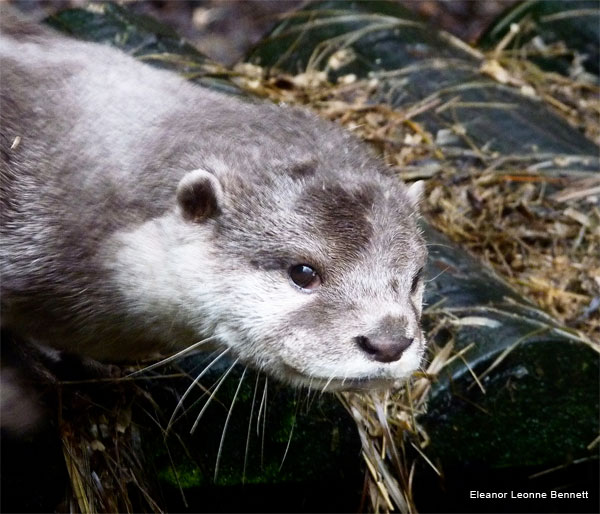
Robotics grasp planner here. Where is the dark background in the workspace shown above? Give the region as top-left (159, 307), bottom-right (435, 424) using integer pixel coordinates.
top-left (11, 0), bottom-right (518, 65)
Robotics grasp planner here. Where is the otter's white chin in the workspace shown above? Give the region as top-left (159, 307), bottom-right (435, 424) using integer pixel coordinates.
top-left (280, 369), bottom-right (415, 392)
top-left (277, 343), bottom-right (424, 391)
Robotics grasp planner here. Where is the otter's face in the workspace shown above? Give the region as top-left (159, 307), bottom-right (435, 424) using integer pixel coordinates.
top-left (167, 166), bottom-right (428, 391)
top-left (212, 247), bottom-right (428, 391)
top-left (111, 166), bottom-right (427, 391)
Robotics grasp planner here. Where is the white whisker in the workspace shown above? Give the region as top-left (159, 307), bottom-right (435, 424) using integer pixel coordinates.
top-left (256, 376), bottom-right (268, 437)
top-left (320, 375), bottom-right (335, 394)
top-left (190, 357), bottom-right (240, 434)
top-left (167, 348), bottom-right (230, 433)
top-left (426, 267), bottom-right (448, 284)
top-left (127, 336), bottom-right (217, 378)
top-left (242, 372), bottom-right (262, 484)
top-left (214, 367), bottom-right (247, 482)
top-left (279, 391), bottom-right (299, 472)
top-left (257, 377), bottom-right (268, 469)
top-left (305, 382), bottom-right (318, 413)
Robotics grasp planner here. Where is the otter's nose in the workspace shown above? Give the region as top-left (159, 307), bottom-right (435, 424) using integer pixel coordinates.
top-left (355, 334), bottom-right (413, 363)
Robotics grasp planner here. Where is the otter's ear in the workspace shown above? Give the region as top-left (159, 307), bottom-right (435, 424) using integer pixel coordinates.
top-left (406, 180), bottom-right (424, 210)
top-left (176, 169), bottom-right (223, 221)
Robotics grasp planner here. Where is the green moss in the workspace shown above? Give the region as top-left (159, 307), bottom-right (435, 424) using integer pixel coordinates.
top-left (423, 341), bottom-right (599, 468)
top-left (158, 460), bottom-right (206, 488)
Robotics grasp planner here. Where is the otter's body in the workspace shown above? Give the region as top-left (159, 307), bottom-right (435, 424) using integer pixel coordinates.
top-left (0, 9), bottom-right (427, 390)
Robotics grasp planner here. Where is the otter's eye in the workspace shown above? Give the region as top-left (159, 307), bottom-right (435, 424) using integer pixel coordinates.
top-left (411, 267), bottom-right (424, 294)
top-left (289, 264), bottom-right (321, 291)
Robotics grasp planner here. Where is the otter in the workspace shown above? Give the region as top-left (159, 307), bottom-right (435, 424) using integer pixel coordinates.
top-left (0, 8), bottom-right (427, 392)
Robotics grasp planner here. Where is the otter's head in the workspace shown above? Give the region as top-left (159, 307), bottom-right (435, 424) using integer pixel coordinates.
top-left (168, 156), bottom-right (428, 391)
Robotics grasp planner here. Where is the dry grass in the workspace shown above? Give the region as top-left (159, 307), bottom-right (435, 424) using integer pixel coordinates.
top-left (233, 44), bottom-right (600, 344)
top-left (54, 58), bottom-right (597, 513)
top-left (57, 371), bottom-right (164, 514)
top-left (232, 29), bottom-right (599, 513)
top-left (50, 23), bottom-right (599, 513)
top-left (339, 334), bottom-right (456, 513)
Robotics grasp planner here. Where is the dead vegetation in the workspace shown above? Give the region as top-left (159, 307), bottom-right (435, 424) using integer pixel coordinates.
top-left (52, 56), bottom-right (598, 514)
top-left (233, 40), bottom-right (600, 344)
top-left (18, 11), bottom-right (598, 514)
top-left (231, 24), bottom-right (599, 513)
